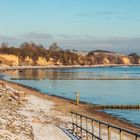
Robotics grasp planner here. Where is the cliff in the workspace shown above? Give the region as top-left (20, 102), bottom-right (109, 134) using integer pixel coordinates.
top-left (86, 51), bottom-right (131, 65)
top-left (0, 51), bottom-right (139, 67)
top-left (0, 54), bottom-right (19, 66)
top-left (0, 43), bottom-right (139, 66)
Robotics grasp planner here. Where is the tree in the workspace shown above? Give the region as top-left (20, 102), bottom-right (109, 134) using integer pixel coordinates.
top-left (49, 43), bottom-right (62, 51)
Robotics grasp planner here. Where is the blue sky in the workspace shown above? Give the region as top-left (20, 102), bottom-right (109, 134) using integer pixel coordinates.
top-left (0, 0), bottom-right (140, 53)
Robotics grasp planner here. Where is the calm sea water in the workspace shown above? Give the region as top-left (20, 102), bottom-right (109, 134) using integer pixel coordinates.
top-left (1, 66), bottom-right (140, 126)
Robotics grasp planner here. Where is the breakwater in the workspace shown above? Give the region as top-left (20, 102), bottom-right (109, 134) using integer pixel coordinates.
top-left (91, 104), bottom-right (140, 109)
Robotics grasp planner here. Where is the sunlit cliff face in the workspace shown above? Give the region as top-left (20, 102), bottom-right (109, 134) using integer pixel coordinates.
top-left (0, 53), bottom-right (139, 66)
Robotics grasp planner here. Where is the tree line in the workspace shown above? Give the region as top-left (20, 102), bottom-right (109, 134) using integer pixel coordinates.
top-left (0, 42), bottom-right (80, 65)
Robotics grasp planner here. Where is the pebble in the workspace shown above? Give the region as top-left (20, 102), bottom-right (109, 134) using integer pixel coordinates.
top-left (0, 82), bottom-right (71, 140)
top-left (0, 83), bottom-right (34, 140)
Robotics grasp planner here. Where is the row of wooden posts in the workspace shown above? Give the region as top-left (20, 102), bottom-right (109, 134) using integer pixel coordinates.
top-left (75, 91), bottom-right (140, 109)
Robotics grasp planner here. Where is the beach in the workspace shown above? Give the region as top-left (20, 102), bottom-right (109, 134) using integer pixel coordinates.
top-left (0, 64), bottom-right (140, 71)
top-left (0, 79), bottom-right (72, 140)
top-left (1, 0), bottom-right (140, 139)
top-left (0, 78), bottom-right (140, 139)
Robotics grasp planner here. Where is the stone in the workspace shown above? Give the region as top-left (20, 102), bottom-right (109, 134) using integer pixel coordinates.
top-left (0, 83), bottom-right (34, 140)
top-left (32, 118), bottom-right (42, 124)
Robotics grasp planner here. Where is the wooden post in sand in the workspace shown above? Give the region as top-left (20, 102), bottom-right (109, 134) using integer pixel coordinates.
top-left (75, 91), bottom-right (80, 105)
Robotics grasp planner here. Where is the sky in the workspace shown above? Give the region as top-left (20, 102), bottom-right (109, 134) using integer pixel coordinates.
top-left (0, 0), bottom-right (140, 54)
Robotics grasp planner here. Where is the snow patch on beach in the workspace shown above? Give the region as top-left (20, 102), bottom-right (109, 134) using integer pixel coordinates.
top-left (19, 94), bottom-right (71, 140)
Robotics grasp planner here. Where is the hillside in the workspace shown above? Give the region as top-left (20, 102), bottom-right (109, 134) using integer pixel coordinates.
top-left (0, 42), bottom-right (139, 66)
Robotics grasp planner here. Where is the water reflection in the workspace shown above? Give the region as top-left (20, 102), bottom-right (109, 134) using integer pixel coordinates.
top-left (2, 66), bottom-right (140, 81)
top-left (4, 69), bottom-right (47, 80)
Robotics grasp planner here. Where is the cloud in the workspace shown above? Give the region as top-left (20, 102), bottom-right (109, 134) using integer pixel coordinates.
top-left (0, 33), bottom-right (140, 54)
top-left (0, 35), bottom-right (19, 41)
top-left (79, 11), bottom-right (129, 20)
top-left (21, 32), bottom-right (53, 40)
top-left (0, 35), bottom-right (20, 46)
top-left (57, 34), bottom-right (95, 40)
top-left (57, 36), bottom-right (140, 54)
top-left (79, 11), bottom-right (119, 17)
top-left (0, 33), bottom-right (53, 47)
top-left (95, 11), bottom-right (119, 16)
top-left (57, 34), bottom-right (81, 39)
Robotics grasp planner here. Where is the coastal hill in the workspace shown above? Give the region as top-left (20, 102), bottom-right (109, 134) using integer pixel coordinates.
top-left (0, 42), bottom-right (139, 66)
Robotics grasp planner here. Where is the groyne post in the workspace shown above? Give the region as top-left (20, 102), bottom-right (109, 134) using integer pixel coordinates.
top-left (75, 91), bottom-right (80, 105)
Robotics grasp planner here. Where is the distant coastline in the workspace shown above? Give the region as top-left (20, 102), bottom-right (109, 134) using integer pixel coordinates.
top-left (0, 64), bottom-right (140, 71)
top-left (0, 43), bottom-right (140, 67)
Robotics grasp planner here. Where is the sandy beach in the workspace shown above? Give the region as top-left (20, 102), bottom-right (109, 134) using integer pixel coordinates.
top-left (0, 79), bottom-right (140, 140)
top-left (0, 64), bottom-right (140, 71)
top-left (0, 80), bottom-right (72, 140)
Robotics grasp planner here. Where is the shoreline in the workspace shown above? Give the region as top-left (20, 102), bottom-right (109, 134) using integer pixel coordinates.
top-left (1, 79), bottom-right (140, 134)
top-left (0, 64), bottom-right (140, 71)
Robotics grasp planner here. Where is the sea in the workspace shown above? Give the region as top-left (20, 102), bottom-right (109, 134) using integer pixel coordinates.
top-left (1, 66), bottom-right (140, 126)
